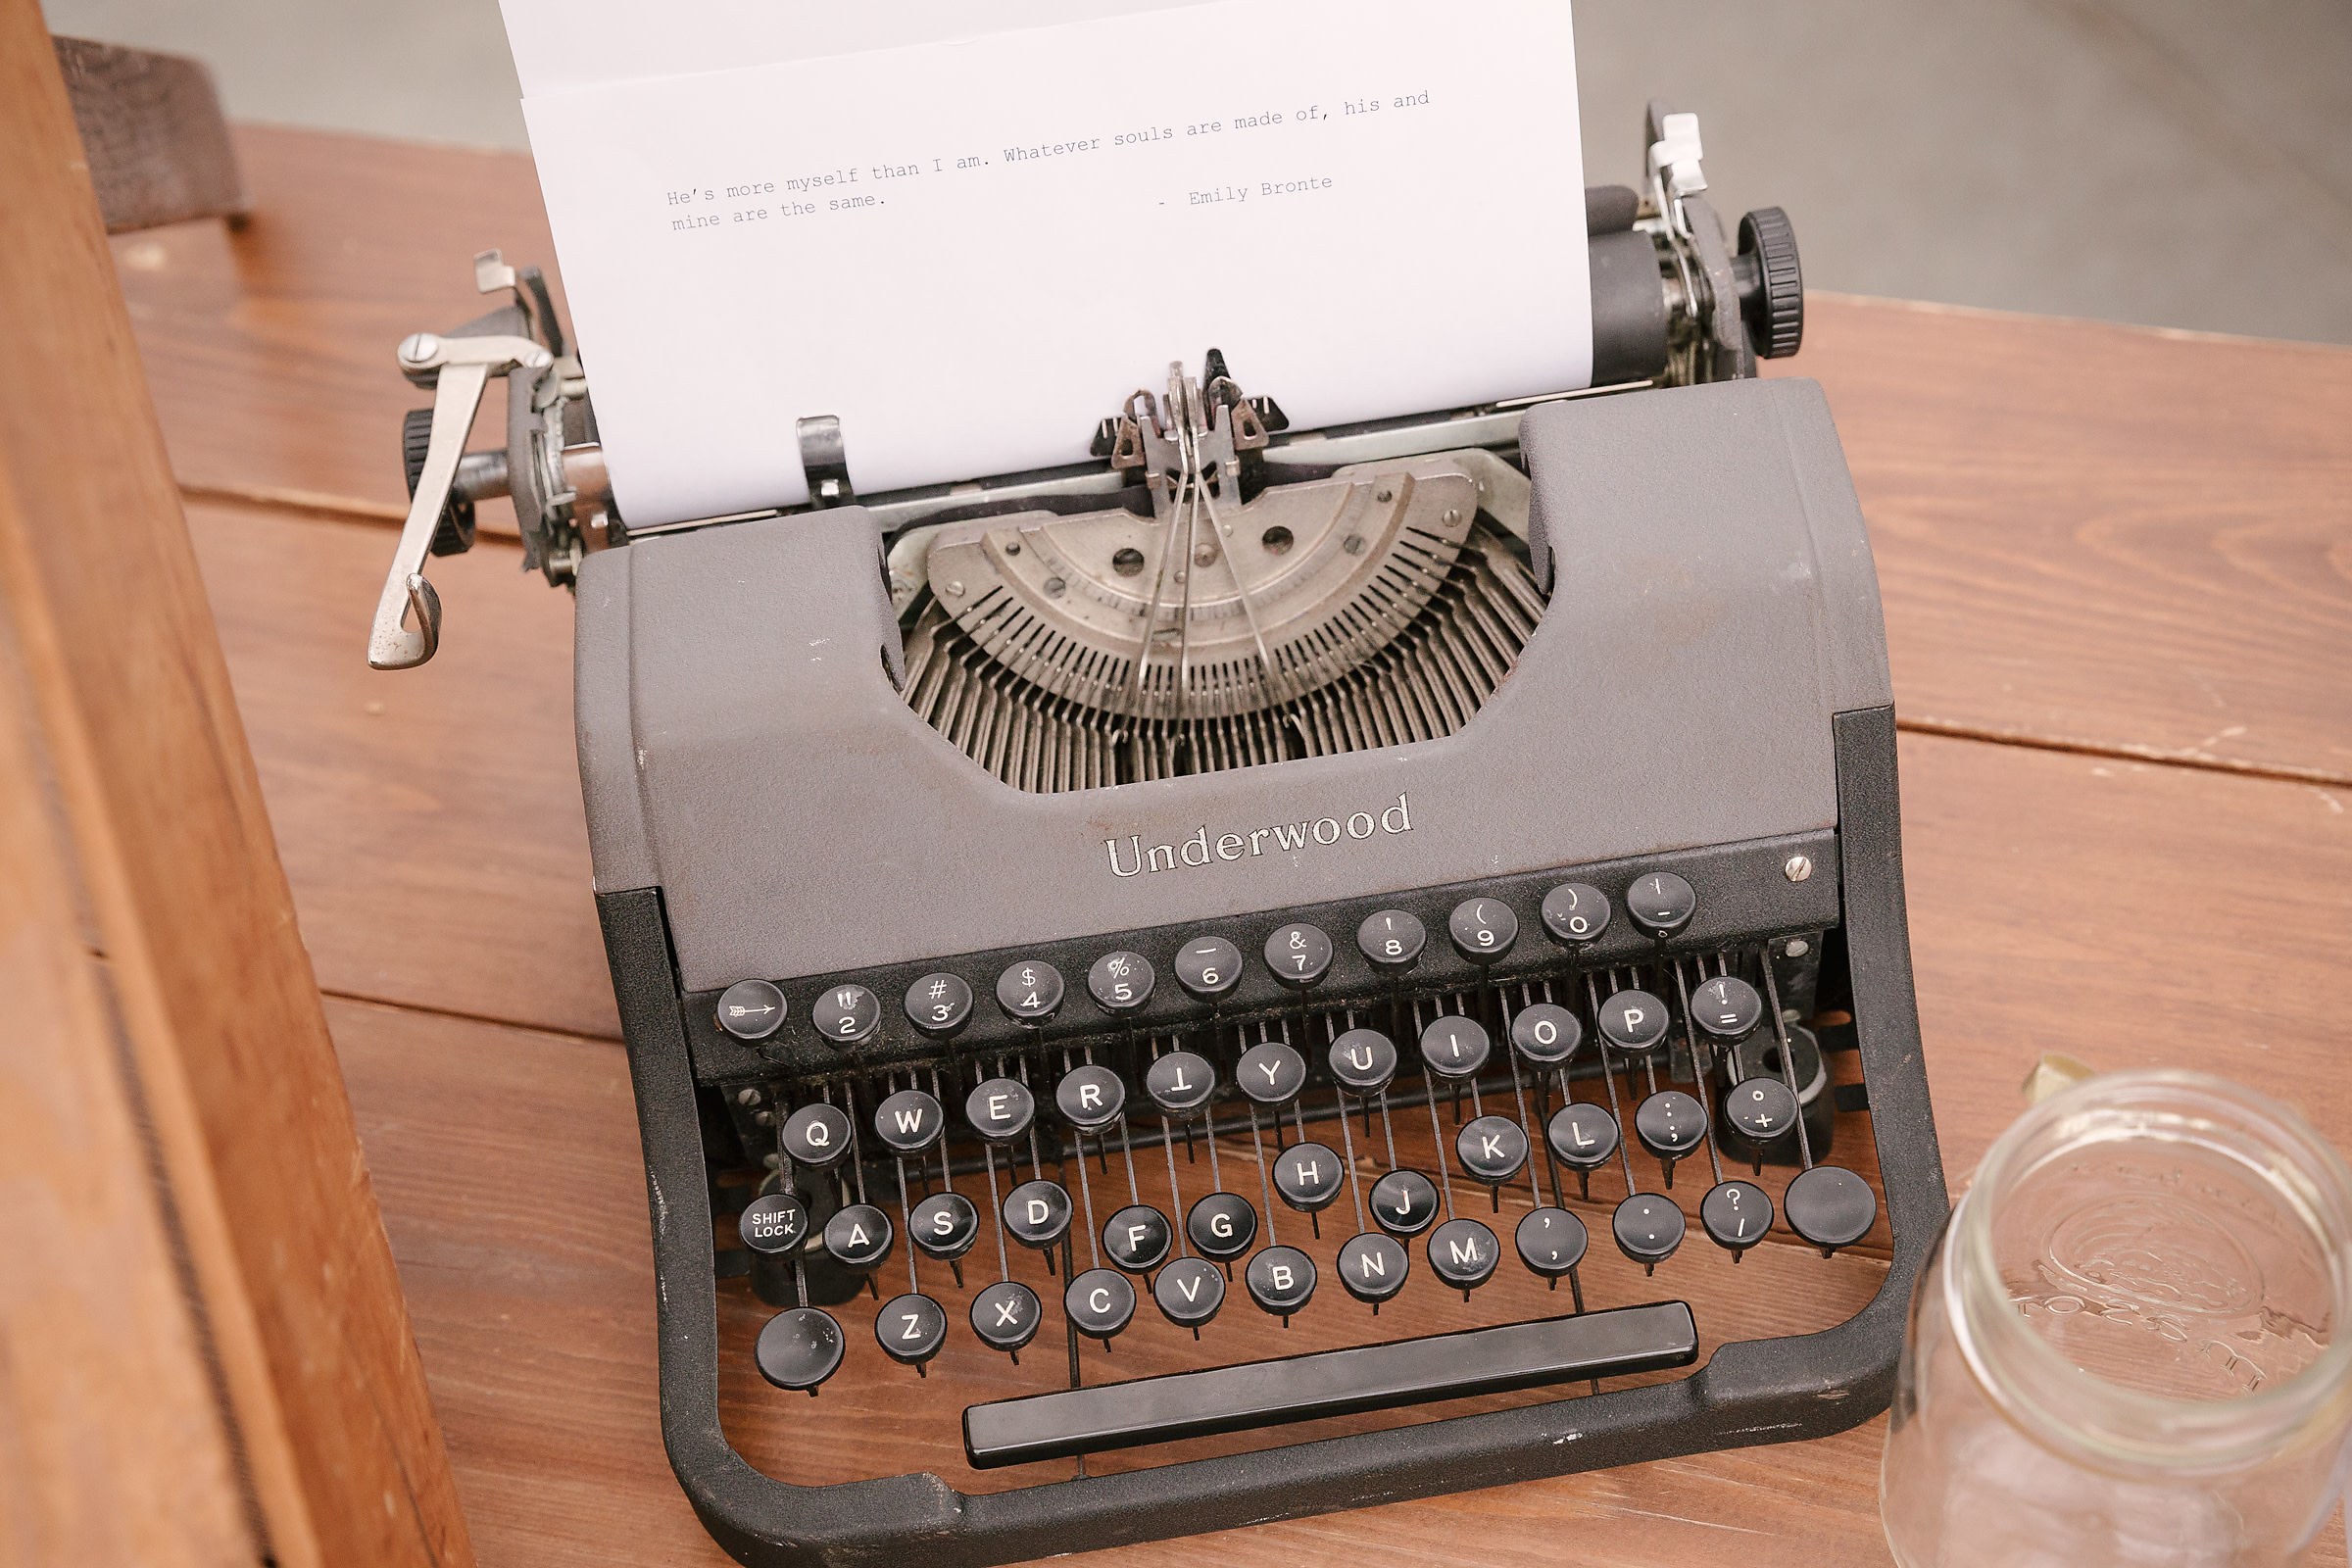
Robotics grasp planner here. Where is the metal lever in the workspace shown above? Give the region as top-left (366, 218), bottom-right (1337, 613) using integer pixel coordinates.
top-left (368, 329), bottom-right (550, 668)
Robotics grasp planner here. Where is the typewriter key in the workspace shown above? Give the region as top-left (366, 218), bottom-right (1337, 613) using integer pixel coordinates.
top-left (1689, 975), bottom-right (1764, 1041)
top-left (1065, 1268), bottom-right (1137, 1342)
top-left (1514, 1206), bottom-right (1589, 1282)
top-left (755, 1306), bottom-right (844, 1394)
top-left (1328, 1028), bottom-right (1397, 1094)
top-left (1235, 1041), bottom-right (1308, 1106)
top-left (1272, 1142), bottom-right (1346, 1216)
top-left (739, 1193), bottom-right (808, 1255)
top-left (1540, 883), bottom-right (1611, 947)
top-left (1418, 1014), bottom-right (1491, 1079)
top-left (873, 1089), bottom-right (946, 1154)
top-left (1428, 1218), bottom-right (1500, 1296)
top-left (904, 972), bottom-right (973, 1040)
top-left (1447, 897), bottom-right (1518, 963)
top-left (1612, 1193), bottom-right (1687, 1274)
top-left (1144, 1051), bottom-right (1216, 1118)
top-left (1086, 950), bottom-right (1155, 1014)
top-left (809, 983), bottom-right (882, 1048)
top-left (971, 1281), bottom-right (1042, 1356)
top-left (1338, 1232), bottom-right (1410, 1306)
top-left (1369, 1168), bottom-right (1441, 1237)
top-left (1700, 1180), bottom-right (1774, 1258)
top-left (1054, 1063), bottom-right (1126, 1131)
top-left (1003, 1180), bottom-right (1071, 1252)
top-left (1510, 1004), bottom-right (1581, 1066)
top-left (1596, 989), bottom-right (1670, 1054)
top-left (1635, 1091), bottom-right (1707, 1185)
top-left (1456, 1116), bottom-right (1530, 1186)
top-left (1545, 1103), bottom-right (1621, 1181)
top-left (1785, 1165), bottom-right (1877, 1256)
top-left (1153, 1256), bottom-right (1226, 1330)
top-left (780, 1102), bottom-right (853, 1168)
top-left (1263, 923), bottom-right (1333, 989)
top-left (910, 1193), bottom-right (981, 1263)
top-left (1723, 1075), bottom-right (1799, 1165)
top-left (1626, 871), bottom-right (1697, 939)
top-left (1173, 936), bottom-right (1244, 1001)
top-left (1246, 1246), bottom-right (1318, 1321)
top-left (876, 1293), bottom-right (949, 1373)
top-left (1187, 1192), bottom-right (1258, 1262)
top-left (995, 959), bottom-right (1063, 1024)
top-left (823, 1203), bottom-right (895, 1271)
top-left (1102, 1204), bottom-right (1173, 1272)
top-left (963, 1077), bottom-right (1036, 1144)
top-left (715, 979), bottom-right (787, 1042)
top-left (1355, 908), bottom-right (1426, 973)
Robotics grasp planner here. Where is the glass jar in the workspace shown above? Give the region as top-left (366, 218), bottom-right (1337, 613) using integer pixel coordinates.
top-left (1883, 1070), bottom-right (2352, 1567)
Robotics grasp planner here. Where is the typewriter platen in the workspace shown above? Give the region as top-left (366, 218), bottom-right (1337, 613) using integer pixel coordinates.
top-left (375, 107), bottom-right (1946, 1567)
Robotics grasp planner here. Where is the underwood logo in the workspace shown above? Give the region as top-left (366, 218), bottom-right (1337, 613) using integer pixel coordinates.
top-left (1105, 793), bottom-right (1413, 877)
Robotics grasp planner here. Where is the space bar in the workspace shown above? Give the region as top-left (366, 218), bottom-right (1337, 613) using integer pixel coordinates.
top-left (961, 1300), bottom-right (1697, 1468)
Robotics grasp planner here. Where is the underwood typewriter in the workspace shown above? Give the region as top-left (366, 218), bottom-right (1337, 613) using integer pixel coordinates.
top-left (371, 105), bottom-right (1946, 1566)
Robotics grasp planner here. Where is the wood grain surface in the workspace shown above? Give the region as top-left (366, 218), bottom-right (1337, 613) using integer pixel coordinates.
top-left (119, 122), bottom-right (2352, 1568)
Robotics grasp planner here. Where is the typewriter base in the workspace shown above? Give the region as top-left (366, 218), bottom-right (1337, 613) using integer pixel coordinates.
top-left (600, 705), bottom-right (1945, 1568)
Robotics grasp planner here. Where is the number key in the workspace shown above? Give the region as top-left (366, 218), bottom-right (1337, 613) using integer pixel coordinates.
top-left (1262, 923), bottom-right (1333, 989)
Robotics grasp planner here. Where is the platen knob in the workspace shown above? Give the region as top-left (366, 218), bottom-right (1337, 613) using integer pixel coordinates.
top-left (1736, 207), bottom-right (1803, 360)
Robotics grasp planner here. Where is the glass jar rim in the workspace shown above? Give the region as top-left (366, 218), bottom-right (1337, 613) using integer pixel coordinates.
top-left (1949, 1068), bottom-right (2352, 1474)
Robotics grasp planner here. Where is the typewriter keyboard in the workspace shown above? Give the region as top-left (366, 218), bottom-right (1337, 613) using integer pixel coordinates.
top-left (687, 834), bottom-right (1891, 1482)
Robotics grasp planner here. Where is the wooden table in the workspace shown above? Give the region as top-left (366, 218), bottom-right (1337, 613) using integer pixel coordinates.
top-left (112, 126), bottom-right (2352, 1567)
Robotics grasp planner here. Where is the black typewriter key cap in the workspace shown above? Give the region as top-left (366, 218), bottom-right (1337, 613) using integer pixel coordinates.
top-left (1003, 1180), bottom-right (1072, 1252)
top-left (1635, 1090), bottom-right (1707, 1185)
top-left (1187, 1192), bottom-right (1258, 1262)
top-left (780, 1102), bottom-right (853, 1168)
top-left (1428, 1217), bottom-right (1499, 1296)
top-left (1271, 1142), bottom-right (1346, 1215)
top-left (1263, 922), bottom-right (1334, 989)
top-left (1054, 1062), bottom-right (1126, 1131)
top-left (1144, 1050), bottom-right (1216, 1118)
top-left (1328, 1028), bottom-right (1397, 1094)
top-left (904, 971), bottom-right (973, 1040)
top-left (1515, 1206), bottom-right (1590, 1282)
top-left (1086, 950), bottom-right (1155, 1014)
top-left (971, 1281), bottom-right (1043, 1356)
top-left (1612, 1193), bottom-right (1687, 1274)
top-left (1065, 1268), bottom-right (1137, 1342)
top-left (1546, 1103), bottom-right (1621, 1172)
top-left (1369, 1168), bottom-right (1441, 1238)
top-left (715, 979), bottom-right (787, 1042)
top-left (755, 1306), bottom-right (844, 1393)
top-left (1510, 1003), bottom-right (1581, 1066)
top-left (1447, 897), bottom-right (1518, 963)
top-left (1173, 936), bottom-right (1244, 1001)
top-left (1417, 1014), bottom-right (1491, 1079)
top-left (1596, 989), bottom-right (1670, 1054)
top-left (1723, 1075), bottom-right (1800, 1160)
top-left (1338, 1232), bottom-right (1410, 1306)
top-left (1235, 1040), bottom-right (1308, 1106)
top-left (1786, 1164), bottom-right (1878, 1255)
top-left (874, 1088), bottom-right (946, 1153)
top-left (738, 1192), bottom-right (809, 1255)
top-left (1355, 908), bottom-right (1426, 974)
top-left (876, 1292), bottom-right (949, 1372)
top-left (1456, 1115), bottom-right (1529, 1187)
top-left (1540, 883), bottom-right (1611, 947)
top-left (1626, 870), bottom-right (1697, 939)
top-left (823, 1203), bottom-right (895, 1271)
top-left (995, 959), bottom-right (1064, 1024)
top-left (910, 1192), bottom-right (981, 1262)
top-left (963, 1077), bottom-right (1036, 1144)
top-left (1689, 975), bottom-right (1764, 1041)
top-left (1153, 1255), bottom-right (1227, 1330)
top-left (1102, 1204), bottom-right (1173, 1273)
top-left (1701, 1180), bottom-right (1775, 1258)
top-left (809, 983), bottom-right (882, 1048)
top-left (1246, 1246), bottom-right (1317, 1320)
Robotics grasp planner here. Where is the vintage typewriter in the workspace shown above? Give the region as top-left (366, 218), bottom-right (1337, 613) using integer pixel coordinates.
top-left (370, 105), bottom-right (1946, 1567)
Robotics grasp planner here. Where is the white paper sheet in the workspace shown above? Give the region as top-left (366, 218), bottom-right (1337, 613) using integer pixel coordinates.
top-left (516, 0), bottom-right (1589, 524)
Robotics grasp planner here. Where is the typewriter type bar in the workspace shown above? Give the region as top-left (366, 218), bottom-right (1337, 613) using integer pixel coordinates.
top-left (963, 1301), bottom-right (1698, 1467)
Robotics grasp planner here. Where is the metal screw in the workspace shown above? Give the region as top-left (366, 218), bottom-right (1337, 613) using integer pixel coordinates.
top-left (1193, 544), bottom-right (1218, 567)
top-left (1374, 487), bottom-right (1394, 504)
top-left (1443, 509), bottom-right (1460, 526)
top-left (1784, 855), bottom-right (1813, 882)
top-left (1784, 939), bottom-right (1810, 958)
top-left (945, 580), bottom-right (963, 599)
top-left (398, 331), bottom-right (440, 366)
top-left (1004, 541), bottom-right (1020, 556)
top-left (754, 1109), bottom-right (775, 1126)
top-left (1043, 576), bottom-right (1066, 598)
top-left (736, 1088), bottom-right (760, 1105)
top-left (1343, 534), bottom-right (1366, 555)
